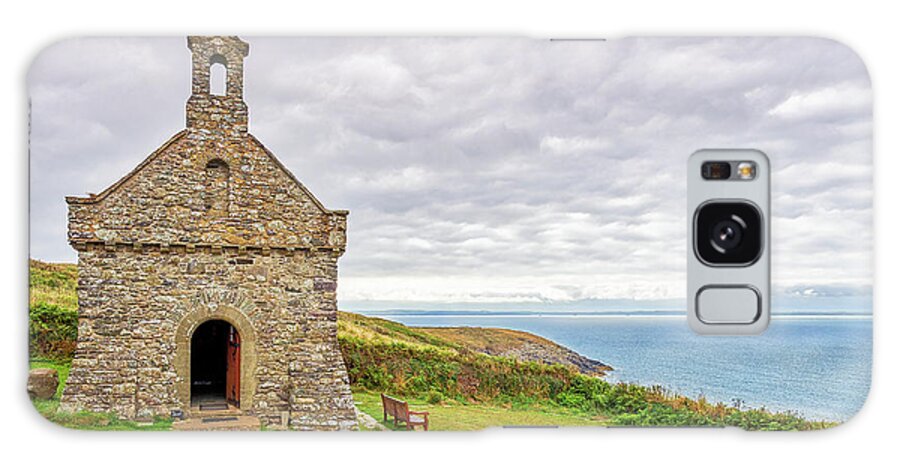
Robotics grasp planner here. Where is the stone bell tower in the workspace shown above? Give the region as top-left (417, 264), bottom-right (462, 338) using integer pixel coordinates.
top-left (186, 36), bottom-right (250, 137)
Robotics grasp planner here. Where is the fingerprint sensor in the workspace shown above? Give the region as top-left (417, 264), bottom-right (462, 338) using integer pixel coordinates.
top-left (696, 286), bottom-right (761, 324)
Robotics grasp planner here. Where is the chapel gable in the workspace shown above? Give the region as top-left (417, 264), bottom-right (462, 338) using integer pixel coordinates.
top-left (65, 36), bottom-right (348, 252)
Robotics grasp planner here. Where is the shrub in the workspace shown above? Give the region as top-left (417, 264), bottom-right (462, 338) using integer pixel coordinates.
top-left (425, 390), bottom-right (445, 404)
top-left (555, 391), bottom-right (590, 410)
top-left (29, 302), bottom-right (78, 360)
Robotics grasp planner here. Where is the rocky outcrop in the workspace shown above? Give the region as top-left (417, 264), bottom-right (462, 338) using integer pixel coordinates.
top-left (421, 327), bottom-right (612, 376)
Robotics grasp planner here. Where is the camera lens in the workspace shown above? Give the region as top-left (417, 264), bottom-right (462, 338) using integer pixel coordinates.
top-left (711, 218), bottom-right (743, 251)
top-left (694, 202), bottom-right (762, 266)
top-left (701, 161), bottom-right (732, 180)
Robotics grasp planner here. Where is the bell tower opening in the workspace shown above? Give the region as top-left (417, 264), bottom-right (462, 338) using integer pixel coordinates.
top-left (190, 319), bottom-right (241, 409)
top-left (209, 55), bottom-right (227, 96)
top-left (185, 36), bottom-right (250, 135)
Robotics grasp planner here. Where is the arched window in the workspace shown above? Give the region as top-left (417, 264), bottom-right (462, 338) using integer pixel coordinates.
top-left (209, 54), bottom-right (228, 96)
top-left (204, 158), bottom-right (230, 215)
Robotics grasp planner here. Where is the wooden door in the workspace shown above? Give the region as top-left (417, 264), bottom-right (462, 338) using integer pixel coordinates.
top-left (226, 325), bottom-right (241, 407)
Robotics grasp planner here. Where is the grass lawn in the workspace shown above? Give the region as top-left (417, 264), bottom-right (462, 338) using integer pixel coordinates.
top-left (353, 390), bottom-right (607, 431)
top-left (29, 359), bottom-right (173, 431)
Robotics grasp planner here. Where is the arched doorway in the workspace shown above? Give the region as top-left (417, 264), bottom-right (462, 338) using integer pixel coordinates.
top-left (190, 319), bottom-right (241, 409)
top-left (174, 299), bottom-right (258, 415)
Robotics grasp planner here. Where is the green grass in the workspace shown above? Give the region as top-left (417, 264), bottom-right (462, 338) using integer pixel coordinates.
top-left (353, 390), bottom-right (606, 431)
top-left (339, 311), bottom-right (462, 350)
top-left (29, 359), bottom-right (172, 431)
top-left (29, 261), bottom-right (78, 312)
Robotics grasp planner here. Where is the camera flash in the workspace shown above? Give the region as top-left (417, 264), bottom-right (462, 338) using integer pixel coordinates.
top-left (737, 162), bottom-right (756, 180)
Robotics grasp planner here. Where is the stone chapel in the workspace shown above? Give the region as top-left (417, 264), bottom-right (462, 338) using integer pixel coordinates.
top-left (60, 36), bottom-right (358, 430)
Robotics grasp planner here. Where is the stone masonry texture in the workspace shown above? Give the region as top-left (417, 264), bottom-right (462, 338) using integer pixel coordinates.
top-left (59, 36), bottom-right (358, 430)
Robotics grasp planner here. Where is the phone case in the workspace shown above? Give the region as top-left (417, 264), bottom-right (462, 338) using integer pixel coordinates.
top-left (27, 36), bottom-right (872, 431)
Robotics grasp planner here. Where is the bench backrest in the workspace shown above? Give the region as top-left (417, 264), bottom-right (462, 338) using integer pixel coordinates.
top-left (381, 393), bottom-right (410, 420)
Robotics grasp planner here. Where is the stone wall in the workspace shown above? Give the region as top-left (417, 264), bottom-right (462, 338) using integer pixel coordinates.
top-left (60, 244), bottom-right (357, 430)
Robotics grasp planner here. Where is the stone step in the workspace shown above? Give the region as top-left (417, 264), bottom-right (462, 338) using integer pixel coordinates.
top-left (190, 403), bottom-right (242, 417)
top-left (172, 414), bottom-right (261, 431)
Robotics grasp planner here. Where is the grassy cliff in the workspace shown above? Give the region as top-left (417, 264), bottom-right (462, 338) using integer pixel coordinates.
top-left (338, 311), bottom-right (611, 376)
top-left (337, 310), bottom-right (832, 430)
top-left (29, 260), bottom-right (834, 430)
top-left (421, 326), bottom-right (612, 376)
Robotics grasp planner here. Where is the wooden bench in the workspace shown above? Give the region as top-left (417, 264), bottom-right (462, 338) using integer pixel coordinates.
top-left (381, 393), bottom-right (430, 431)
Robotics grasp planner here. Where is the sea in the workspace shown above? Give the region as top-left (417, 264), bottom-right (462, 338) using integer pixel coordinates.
top-left (352, 310), bottom-right (872, 422)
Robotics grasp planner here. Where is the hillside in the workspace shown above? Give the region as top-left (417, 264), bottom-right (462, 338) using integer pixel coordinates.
top-left (338, 311), bottom-right (611, 376)
top-left (29, 260), bottom-right (78, 312)
top-left (423, 327), bottom-right (611, 376)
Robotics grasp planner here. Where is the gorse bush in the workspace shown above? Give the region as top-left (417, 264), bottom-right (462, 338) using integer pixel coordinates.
top-left (29, 302), bottom-right (78, 361)
top-left (339, 334), bottom-right (580, 402)
top-left (425, 390), bottom-right (445, 404)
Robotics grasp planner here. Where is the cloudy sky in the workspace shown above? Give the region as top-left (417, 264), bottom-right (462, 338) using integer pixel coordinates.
top-left (28, 37), bottom-right (872, 311)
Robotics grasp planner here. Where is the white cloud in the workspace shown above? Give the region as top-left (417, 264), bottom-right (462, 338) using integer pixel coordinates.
top-left (769, 83), bottom-right (872, 121)
top-left (29, 37), bottom-right (872, 308)
top-left (540, 135), bottom-right (612, 156)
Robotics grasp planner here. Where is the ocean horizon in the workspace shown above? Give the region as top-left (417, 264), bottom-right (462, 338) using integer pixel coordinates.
top-left (350, 308), bottom-right (872, 318)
